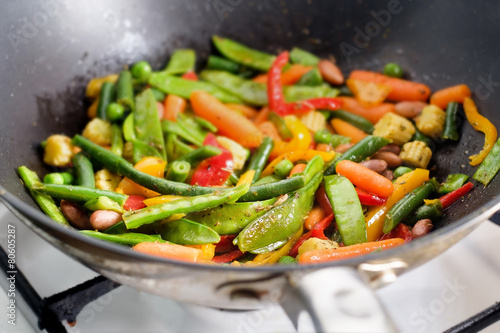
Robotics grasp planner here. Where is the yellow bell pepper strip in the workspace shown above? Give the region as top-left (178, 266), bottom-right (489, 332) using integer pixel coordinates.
top-left (236, 170), bottom-right (256, 186)
top-left (262, 150), bottom-right (335, 177)
top-left (116, 156), bottom-right (167, 198)
top-left (463, 97), bottom-right (498, 166)
top-left (187, 244), bottom-right (216, 261)
top-left (365, 168), bottom-right (430, 242)
top-left (246, 226), bottom-right (304, 266)
top-left (143, 195), bottom-right (183, 207)
top-left (270, 115), bottom-right (312, 159)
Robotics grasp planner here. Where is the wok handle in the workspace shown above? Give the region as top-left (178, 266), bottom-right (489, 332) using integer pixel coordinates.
top-left (281, 267), bottom-right (397, 332)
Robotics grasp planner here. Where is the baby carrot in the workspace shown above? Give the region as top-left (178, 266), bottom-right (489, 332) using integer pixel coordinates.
top-left (337, 97), bottom-right (395, 124)
top-left (331, 118), bottom-right (367, 143)
top-left (258, 121), bottom-right (282, 142)
top-left (289, 163), bottom-right (307, 177)
top-left (349, 70), bottom-right (431, 102)
top-left (298, 238), bottom-right (404, 264)
top-left (304, 206), bottom-right (326, 230)
top-left (336, 160), bottom-right (394, 198)
top-left (191, 91), bottom-right (263, 148)
top-left (251, 64), bottom-right (313, 86)
top-left (430, 84), bottom-right (471, 109)
top-left (133, 242), bottom-right (204, 262)
top-left (226, 103), bottom-right (259, 118)
top-left (253, 107), bottom-right (271, 125)
top-left (163, 94), bottom-right (186, 121)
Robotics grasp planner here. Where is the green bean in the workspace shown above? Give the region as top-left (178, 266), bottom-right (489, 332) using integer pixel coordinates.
top-left (228, 172), bottom-right (240, 185)
top-left (110, 124), bottom-right (124, 157)
top-left (134, 89), bottom-right (167, 160)
top-left (324, 136), bottom-right (390, 175)
top-left (252, 175), bottom-right (280, 186)
top-left (412, 127), bottom-right (433, 147)
top-left (72, 153), bottom-right (95, 188)
top-left (162, 120), bottom-right (204, 146)
top-left (194, 117), bottom-right (218, 133)
top-left (274, 159), bottom-right (294, 178)
top-left (405, 200), bottom-right (443, 226)
top-left (150, 87), bottom-right (166, 102)
top-left (83, 196), bottom-right (123, 213)
top-left (438, 173), bottom-right (469, 194)
top-left (156, 218), bottom-right (220, 245)
top-left (80, 230), bottom-right (165, 246)
top-left (329, 110), bottom-right (374, 134)
top-left (165, 133), bottom-right (194, 161)
top-left (166, 161), bottom-right (191, 183)
top-left (289, 47), bottom-right (320, 66)
top-left (441, 102), bottom-right (460, 141)
top-left (212, 35), bottom-right (275, 72)
top-left (122, 183), bottom-right (249, 229)
top-left (393, 166), bottom-right (413, 179)
top-left (116, 70), bottom-right (134, 110)
top-left (296, 67), bottom-right (323, 86)
top-left (163, 49), bottom-right (196, 75)
top-left (17, 165), bottom-right (69, 226)
top-left (473, 137), bottom-right (500, 186)
top-left (268, 112), bottom-right (293, 140)
top-left (43, 173), bottom-right (65, 185)
top-left (383, 179), bottom-right (439, 233)
top-left (103, 220), bottom-right (128, 234)
top-left (246, 137), bottom-right (274, 183)
top-left (207, 55), bottom-right (240, 73)
top-left (175, 145), bottom-right (221, 166)
top-left (149, 72), bottom-right (242, 104)
top-left (97, 82), bottom-right (115, 120)
top-left (31, 182), bottom-right (128, 206)
top-left (200, 70), bottom-right (339, 106)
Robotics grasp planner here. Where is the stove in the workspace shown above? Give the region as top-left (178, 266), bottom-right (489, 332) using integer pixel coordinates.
top-left (1, 202), bottom-right (499, 333)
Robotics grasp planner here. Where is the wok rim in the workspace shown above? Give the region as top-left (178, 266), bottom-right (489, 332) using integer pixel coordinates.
top-left (2, 181), bottom-right (499, 274)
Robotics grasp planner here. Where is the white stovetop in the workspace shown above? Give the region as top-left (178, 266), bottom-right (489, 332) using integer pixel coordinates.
top-left (0, 202), bottom-right (499, 333)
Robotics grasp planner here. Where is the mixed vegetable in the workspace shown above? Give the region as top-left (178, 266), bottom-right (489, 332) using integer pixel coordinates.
top-left (19, 36), bottom-right (500, 266)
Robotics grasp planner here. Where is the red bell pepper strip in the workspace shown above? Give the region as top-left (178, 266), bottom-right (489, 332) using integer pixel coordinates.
top-left (215, 234), bottom-right (238, 253)
top-left (123, 195), bottom-right (146, 211)
top-left (379, 223), bottom-right (413, 243)
top-left (289, 214), bottom-right (334, 258)
top-left (315, 185), bottom-right (334, 216)
top-left (181, 71), bottom-right (198, 81)
top-left (268, 52), bottom-right (342, 116)
top-left (212, 249), bottom-right (245, 263)
top-left (355, 188), bottom-right (387, 206)
top-left (190, 133), bottom-right (234, 186)
top-left (439, 182), bottom-right (473, 210)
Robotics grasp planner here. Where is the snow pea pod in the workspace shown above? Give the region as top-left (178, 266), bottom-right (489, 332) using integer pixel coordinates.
top-left (236, 172), bottom-right (323, 253)
top-left (155, 218), bottom-right (220, 245)
top-left (80, 230), bottom-right (165, 246)
top-left (174, 145), bottom-right (222, 166)
top-left (122, 183), bottom-right (250, 229)
top-left (324, 174), bottom-right (367, 246)
top-left (200, 70), bottom-right (339, 106)
top-left (185, 198), bottom-right (276, 235)
top-left (18, 166), bottom-right (69, 226)
top-left (134, 89), bottom-right (166, 160)
top-left (212, 35), bottom-right (275, 72)
top-left (149, 73), bottom-right (242, 104)
top-left (296, 67), bottom-right (323, 86)
top-left (162, 49), bottom-right (196, 75)
top-left (289, 47), bottom-right (320, 66)
top-left (162, 120), bottom-right (204, 147)
top-left (165, 133), bottom-right (194, 161)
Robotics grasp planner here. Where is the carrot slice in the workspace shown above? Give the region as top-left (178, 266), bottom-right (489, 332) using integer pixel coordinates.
top-left (163, 94), bottom-right (186, 121)
top-left (226, 103), bottom-right (259, 118)
top-left (258, 121), bottom-right (282, 142)
top-left (430, 84), bottom-right (471, 109)
top-left (349, 70), bottom-right (431, 102)
top-left (337, 97), bottom-right (395, 124)
top-left (190, 91), bottom-right (263, 148)
top-left (288, 163), bottom-right (307, 177)
top-left (298, 238), bottom-right (404, 264)
top-left (304, 206), bottom-right (326, 230)
top-left (133, 242), bottom-right (204, 262)
top-left (253, 106), bottom-right (271, 125)
top-left (336, 160), bottom-right (394, 198)
top-left (331, 118), bottom-right (367, 143)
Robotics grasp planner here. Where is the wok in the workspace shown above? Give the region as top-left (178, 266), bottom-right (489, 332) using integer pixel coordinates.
top-left (1, 0), bottom-right (500, 331)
